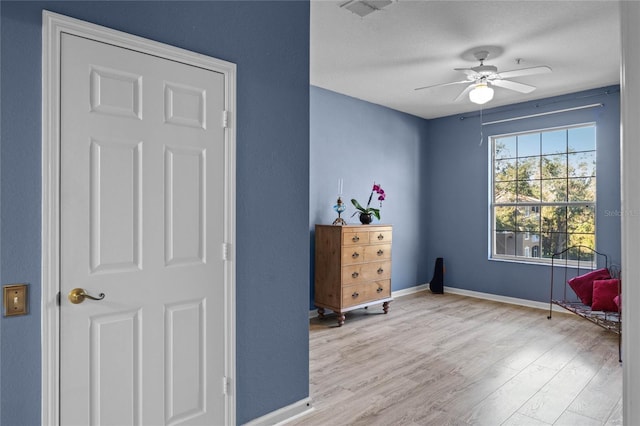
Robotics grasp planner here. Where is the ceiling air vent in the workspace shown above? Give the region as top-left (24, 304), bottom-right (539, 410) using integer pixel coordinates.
top-left (339, 0), bottom-right (393, 17)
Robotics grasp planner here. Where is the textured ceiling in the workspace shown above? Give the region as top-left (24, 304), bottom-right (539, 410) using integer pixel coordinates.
top-left (311, 0), bottom-right (621, 119)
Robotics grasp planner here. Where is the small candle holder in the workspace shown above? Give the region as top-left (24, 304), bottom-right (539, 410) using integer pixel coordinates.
top-left (332, 196), bottom-right (347, 225)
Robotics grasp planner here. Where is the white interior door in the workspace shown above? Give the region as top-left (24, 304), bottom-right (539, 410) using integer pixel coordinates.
top-left (59, 32), bottom-right (227, 425)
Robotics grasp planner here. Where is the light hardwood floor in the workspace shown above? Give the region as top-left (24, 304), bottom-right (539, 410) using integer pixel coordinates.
top-left (287, 291), bottom-right (622, 426)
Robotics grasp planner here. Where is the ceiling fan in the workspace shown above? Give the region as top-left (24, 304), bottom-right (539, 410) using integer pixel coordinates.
top-left (415, 50), bottom-right (552, 105)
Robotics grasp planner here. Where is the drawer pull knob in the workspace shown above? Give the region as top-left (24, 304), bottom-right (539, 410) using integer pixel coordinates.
top-left (352, 235), bottom-right (360, 242)
top-left (376, 287), bottom-right (383, 293)
top-left (377, 249), bottom-right (384, 256)
top-left (352, 292), bottom-right (359, 298)
top-left (377, 268), bottom-right (384, 274)
top-left (352, 272), bottom-right (359, 279)
top-left (377, 234), bottom-right (384, 240)
top-left (352, 252), bottom-right (360, 259)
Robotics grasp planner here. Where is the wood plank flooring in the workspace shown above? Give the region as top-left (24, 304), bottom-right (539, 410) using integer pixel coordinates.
top-left (286, 291), bottom-right (622, 426)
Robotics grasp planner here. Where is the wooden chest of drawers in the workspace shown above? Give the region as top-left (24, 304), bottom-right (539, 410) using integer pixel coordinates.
top-left (314, 224), bottom-right (392, 326)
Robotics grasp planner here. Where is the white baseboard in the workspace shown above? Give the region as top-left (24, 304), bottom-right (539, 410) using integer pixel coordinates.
top-left (392, 283), bottom-right (430, 297)
top-left (243, 397), bottom-right (313, 426)
top-left (442, 285), bottom-right (567, 314)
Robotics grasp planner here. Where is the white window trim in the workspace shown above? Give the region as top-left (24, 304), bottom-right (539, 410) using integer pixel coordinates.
top-left (488, 122), bottom-right (597, 265)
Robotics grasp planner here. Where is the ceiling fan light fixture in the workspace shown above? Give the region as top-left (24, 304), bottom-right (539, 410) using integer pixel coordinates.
top-left (469, 82), bottom-right (494, 105)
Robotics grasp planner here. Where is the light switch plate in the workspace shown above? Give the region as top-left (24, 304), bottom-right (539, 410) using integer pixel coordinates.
top-left (3, 284), bottom-right (28, 317)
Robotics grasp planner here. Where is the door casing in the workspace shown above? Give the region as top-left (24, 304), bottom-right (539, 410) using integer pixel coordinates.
top-left (41, 11), bottom-right (236, 425)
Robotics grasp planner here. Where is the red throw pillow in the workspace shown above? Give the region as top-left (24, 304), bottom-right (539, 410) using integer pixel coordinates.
top-left (614, 295), bottom-right (621, 310)
top-left (592, 279), bottom-right (621, 312)
top-left (567, 268), bottom-right (611, 306)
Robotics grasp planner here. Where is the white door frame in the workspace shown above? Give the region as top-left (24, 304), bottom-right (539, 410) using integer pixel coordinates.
top-left (41, 11), bottom-right (236, 425)
top-left (621, 2), bottom-right (640, 424)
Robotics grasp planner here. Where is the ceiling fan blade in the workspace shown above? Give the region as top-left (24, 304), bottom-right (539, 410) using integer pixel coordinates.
top-left (414, 80), bottom-right (470, 91)
top-left (491, 79), bottom-right (536, 94)
top-left (497, 65), bottom-right (552, 79)
top-left (455, 68), bottom-right (481, 78)
top-left (454, 83), bottom-right (475, 102)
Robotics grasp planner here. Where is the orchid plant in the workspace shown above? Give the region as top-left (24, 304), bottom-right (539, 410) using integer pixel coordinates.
top-left (351, 182), bottom-right (386, 220)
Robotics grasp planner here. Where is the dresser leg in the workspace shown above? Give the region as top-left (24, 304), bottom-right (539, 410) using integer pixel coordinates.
top-left (383, 301), bottom-right (390, 314)
top-left (317, 307), bottom-right (325, 319)
top-left (337, 313), bottom-right (346, 327)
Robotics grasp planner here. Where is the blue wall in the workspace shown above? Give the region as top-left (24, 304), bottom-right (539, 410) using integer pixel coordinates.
top-left (0, 1), bottom-right (310, 424)
top-left (426, 86), bottom-right (620, 302)
top-left (310, 86), bottom-right (431, 308)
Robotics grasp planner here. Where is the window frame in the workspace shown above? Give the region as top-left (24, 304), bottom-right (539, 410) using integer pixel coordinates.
top-left (489, 122), bottom-right (597, 266)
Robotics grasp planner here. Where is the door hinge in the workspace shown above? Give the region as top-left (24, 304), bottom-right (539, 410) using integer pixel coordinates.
top-left (56, 291), bottom-right (61, 306)
top-left (222, 242), bottom-right (230, 261)
top-left (222, 110), bottom-right (230, 128)
top-left (223, 376), bottom-right (231, 395)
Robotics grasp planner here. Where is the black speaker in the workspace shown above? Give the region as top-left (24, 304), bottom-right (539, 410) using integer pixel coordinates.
top-left (429, 257), bottom-right (444, 294)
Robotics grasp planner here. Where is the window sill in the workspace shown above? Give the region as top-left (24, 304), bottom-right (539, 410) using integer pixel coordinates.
top-left (489, 255), bottom-right (599, 270)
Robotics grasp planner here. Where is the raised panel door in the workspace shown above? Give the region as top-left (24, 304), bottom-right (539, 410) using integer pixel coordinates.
top-left (60, 33), bottom-right (226, 425)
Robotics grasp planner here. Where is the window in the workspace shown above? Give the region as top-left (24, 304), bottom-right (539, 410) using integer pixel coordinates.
top-left (491, 124), bottom-right (596, 263)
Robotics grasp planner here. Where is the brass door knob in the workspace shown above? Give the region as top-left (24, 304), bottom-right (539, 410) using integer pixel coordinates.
top-left (68, 288), bottom-right (105, 304)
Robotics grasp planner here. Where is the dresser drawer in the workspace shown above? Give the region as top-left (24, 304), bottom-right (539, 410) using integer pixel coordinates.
top-left (369, 229), bottom-right (392, 244)
top-left (341, 261), bottom-right (391, 284)
top-left (341, 245), bottom-right (366, 265)
top-left (363, 244), bottom-right (391, 262)
top-left (342, 279), bottom-right (391, 307)
top-left (343, 231), bottom-right (370, 246)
